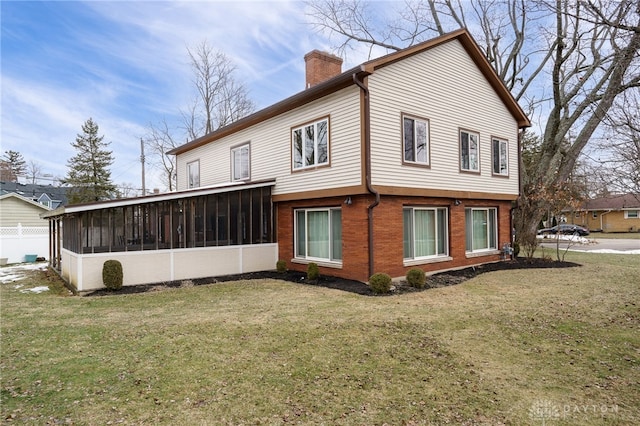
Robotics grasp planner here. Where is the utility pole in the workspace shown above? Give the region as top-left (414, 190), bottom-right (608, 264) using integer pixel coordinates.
top-left (140, 138), bottom-right (146, 196)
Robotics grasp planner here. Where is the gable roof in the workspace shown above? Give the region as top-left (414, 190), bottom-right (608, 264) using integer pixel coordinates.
top-left (0, 181), bottom-right (68, 207)
top-left (169, 29), bottom-right (530, 156)
top-left (583, 194), bottom-right (640, 211)
top-left (0, 192), bottom-right (52, 211)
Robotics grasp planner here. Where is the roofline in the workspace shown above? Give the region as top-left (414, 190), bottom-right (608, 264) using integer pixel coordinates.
top-left (168, 29), bottom-right (530, 157)
top-left (167, 67), bottom-right (368, 155)
top-left (41, 179), bottom-right (276, 218)
top-left (363, 29), bottom-right (530, 129)
top-left (0, 192), bottom-right (52, 211)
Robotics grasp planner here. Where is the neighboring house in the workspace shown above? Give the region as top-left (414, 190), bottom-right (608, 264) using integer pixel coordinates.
top-left (568, 194), bottom-right (640, 233)
top-left (0, 181), bottom-right (68, 209)
top-left (43, 29), bottom-right (530, 292)
top-left (0, 193), bottom-right (51, 263)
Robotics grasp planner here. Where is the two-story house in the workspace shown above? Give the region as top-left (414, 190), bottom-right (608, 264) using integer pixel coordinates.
top-left (44, 29), bottom-right (530, 292)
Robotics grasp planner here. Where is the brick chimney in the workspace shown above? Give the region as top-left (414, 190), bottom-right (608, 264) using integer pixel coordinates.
top-left (304, 50), bottom-right (343, 88)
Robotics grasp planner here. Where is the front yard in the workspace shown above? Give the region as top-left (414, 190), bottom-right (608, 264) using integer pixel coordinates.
top-left (1, 252), bottom-right (638, 425)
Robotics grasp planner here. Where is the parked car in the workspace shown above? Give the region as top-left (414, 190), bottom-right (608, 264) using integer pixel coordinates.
top-left (537, 224), bottom-right (590, 236)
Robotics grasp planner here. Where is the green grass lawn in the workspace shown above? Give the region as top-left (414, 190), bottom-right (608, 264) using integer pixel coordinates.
top-left (589, 232), bottom-right (640, 240)
top-left (2, 253), bottom-right (639, 425)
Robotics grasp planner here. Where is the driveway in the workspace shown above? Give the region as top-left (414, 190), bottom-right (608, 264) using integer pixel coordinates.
top-left (538, 236), bottom-right (640, 253)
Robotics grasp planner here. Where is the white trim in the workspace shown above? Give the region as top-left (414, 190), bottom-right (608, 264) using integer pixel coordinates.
top-left (60, 180), bottom-right (276, 214)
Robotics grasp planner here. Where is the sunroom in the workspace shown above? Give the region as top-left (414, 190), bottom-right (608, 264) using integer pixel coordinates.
top-left (43, 180), bottom-right (277, 293)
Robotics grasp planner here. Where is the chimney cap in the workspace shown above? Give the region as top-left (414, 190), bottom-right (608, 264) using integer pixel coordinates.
top-left (304, 49), bottom-right (343, 64)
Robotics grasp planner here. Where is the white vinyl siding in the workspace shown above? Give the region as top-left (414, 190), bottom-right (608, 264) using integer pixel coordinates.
top-left (175, 86), bottom-right (361, 196)
top-left (0, 196), bottom-right (50, 227)
top-left (368, 39), bottom-right (519, 196)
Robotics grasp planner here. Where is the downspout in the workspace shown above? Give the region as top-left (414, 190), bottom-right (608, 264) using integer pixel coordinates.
top-left (353, 71), bottom-right (380, 279)
top-left (600, 209), bottom-right (612, 232)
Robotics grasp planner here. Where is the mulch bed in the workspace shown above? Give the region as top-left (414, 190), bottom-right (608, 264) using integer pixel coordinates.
top-left (86, 257), bottom-right (579, 297)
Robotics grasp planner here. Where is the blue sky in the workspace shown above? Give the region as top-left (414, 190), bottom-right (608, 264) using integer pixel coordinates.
top-left (2, 0), bottom-right (368, 192)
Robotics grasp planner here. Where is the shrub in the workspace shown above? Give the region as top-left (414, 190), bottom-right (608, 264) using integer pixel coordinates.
top-left (307, 262), bottom-right (320, 281)
top-left (369, 272), bottom-right (392, 294)
top-left (276, 260), bottom-right (287, 273)
top-left (406, 268), bottom-right (426, 288)
top-left (102, 260), bottom-right (123, 291)
top-left (512, 242), bottom-right (520, 258)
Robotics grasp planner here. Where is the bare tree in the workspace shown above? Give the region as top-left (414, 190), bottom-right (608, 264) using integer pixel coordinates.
top-left (26, 160), bottom-right (43, 185)
top-left (145, 118), bottom-right (180, 191)
top-left (184, 41), bottom-right (255, 138)
top-left (307, 0), bottom-right (640, 249)
top-left (594, 89), bottom-right (640, 196)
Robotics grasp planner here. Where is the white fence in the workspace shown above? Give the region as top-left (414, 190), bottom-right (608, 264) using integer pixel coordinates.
top-left (0, 225), bottom-right (49, 264)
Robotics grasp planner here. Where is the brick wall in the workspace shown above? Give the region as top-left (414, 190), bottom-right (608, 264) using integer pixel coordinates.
top-left (277, 195), bottom-right (514, 282)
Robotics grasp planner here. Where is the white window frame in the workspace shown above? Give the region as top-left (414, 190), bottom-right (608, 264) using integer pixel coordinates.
top-left (625, 210), bottom-right (639, 219)
top-left (402, 115), bottom-right (430, 166)
top-left (231, 143), bottom-right (250, 181)
top-left (187, 160), bottom-right (200, 189)
top-left (403, 207), bottom-right (448, 260)
top-left (460, 129), bottom-right (480, 173)
top-left (492, 137), bottom-right (509, 176)
top-left (294, 207), bottom-right (342, 264)
top-left (292, 117), bottom-right (329, 170)
top-left (465, 207), bottom-right (498, 253)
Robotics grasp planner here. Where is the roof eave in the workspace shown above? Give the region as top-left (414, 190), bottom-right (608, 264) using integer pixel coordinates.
top-left (168, 66), bottom-right (368, 156)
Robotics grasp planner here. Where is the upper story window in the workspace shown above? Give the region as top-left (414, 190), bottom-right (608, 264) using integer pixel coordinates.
top-left (402, 115), bottom-right (429, 166)
top-left (460, 129), bottom-right (480, 173)
top-left (292, 117), bottom-right (329, 170)
top-left (231, 143), bottom-right (250, 181)
top-left (187, 160), bottom-right (200, 189)
top-left (492, 137), bottom-right (509, 176)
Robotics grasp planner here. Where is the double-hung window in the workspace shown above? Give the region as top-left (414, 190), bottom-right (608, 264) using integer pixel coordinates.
top-left (187, 160), bottom-right (200, 189)
top-left (625, 210), bottom-right (639, 219)
top-left (492, 138), bottom-right (508, 176)
top-left (403, 207), bottom-right (448, 260)
top-left (231, 143), bottom-right (250, 181)
top-left (292, 117), bottom-right (329, 170)
top-left (465, 207), bottom-right (497, 252)
top-left (402, 115), bottom-right (429, 165)
top-left (294, 207), bottom-right (342, 263)
top-left (460, 130), bottom-right (480, 172)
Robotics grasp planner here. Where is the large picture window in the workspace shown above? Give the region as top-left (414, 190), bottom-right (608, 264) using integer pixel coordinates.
top-left (492, 138), bottom-right (508, 176)
top-left (231, 144), bottom-right (250, 181)
top-left (187, 160), bottom-right (200, 189)
top-left (292, 118), bottom-right (329, 170)
top-left (460, 130), bottom-right (480, 172)
top-left (403, 115), bottom-right (429, 165)
top-left (403, 207), bottom-right (448, 259)
top-left (295, 207), bottom-right (342, 263)
top-left (465, 207), bottom-right (497, 252)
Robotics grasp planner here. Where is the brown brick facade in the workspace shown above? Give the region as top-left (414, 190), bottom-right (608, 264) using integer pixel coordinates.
top-left (277, 194), bottom-right (514, 282)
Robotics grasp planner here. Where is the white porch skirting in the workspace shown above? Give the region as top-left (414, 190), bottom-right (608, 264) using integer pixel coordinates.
top-left (60, 244), bottom-right (279, 292)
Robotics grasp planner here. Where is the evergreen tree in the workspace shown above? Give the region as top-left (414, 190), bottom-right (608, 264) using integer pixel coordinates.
top-left (64, 118), bottom-right (117, 203)
top-left (1, 150), bottom-right (27, 182)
